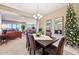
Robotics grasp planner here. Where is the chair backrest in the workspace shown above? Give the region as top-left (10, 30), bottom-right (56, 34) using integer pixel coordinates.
top-left (56, 37), bottom-right (66, 55)
top-left (28, 34), bottom-right (36, 50)
top-left (26, 32), bottom-right (30, 47)
top-left (46, 30), bottom-right (52, 37)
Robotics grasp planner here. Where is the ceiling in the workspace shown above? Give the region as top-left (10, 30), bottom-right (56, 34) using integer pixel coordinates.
top-left (1, 3), bottom-right (68, 16)
top-left (1, 10), bottom-right (36, 24)
top-left (0, 3), bottom-right (68, 24)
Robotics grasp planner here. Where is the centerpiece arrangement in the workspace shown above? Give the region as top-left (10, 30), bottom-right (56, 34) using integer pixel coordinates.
top-left (36, 28), bottom-right (43, 37)
top-left (36, 32), bottom-right (41, 37)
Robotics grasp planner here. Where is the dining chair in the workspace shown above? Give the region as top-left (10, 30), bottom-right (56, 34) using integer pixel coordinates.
top-left (46, 30), bottom-right (56, 39)
top-left (0, 34), bottom-right (8, 45)
top-left (45, 37), bottom-right (66, 55)
top-left (25, 32), bottom-right (30, 51)
top-left (28, 34), bottom-right (42, 55)
top-left (46, 30), bottom-right (52, 37)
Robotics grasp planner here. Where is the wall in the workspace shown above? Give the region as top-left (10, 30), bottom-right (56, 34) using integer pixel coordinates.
top-left (0, 13), bottom-right (2, 34)
top-left (39, 4), bottom-right (79, 35)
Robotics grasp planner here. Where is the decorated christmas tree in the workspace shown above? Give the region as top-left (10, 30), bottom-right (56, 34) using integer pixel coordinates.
top-left (65, 4), bottom-right (79, 48)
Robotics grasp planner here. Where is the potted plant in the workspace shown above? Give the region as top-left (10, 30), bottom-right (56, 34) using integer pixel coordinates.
top-left (36, 28), bottom-right (43, 37)
top-left (21, 24), bottom-right (25, 32)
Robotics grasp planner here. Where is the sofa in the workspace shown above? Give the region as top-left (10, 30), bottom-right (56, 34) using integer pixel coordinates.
top-left (2, 29), bottom-right (18, 34)
top-left (4, 31), bottom-right (22, 40)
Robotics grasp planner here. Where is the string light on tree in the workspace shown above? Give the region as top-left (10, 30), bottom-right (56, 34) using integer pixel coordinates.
top-left (65, 4), bottom-right (79, 48)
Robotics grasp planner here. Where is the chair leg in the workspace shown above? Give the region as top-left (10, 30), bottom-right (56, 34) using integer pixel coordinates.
top-left (0, 39), bottom-right (2, 45)
top-left (28, 47), bottom-right (29, 51)
top-left (26, 43), bottom-right (28, 48)
top-left (5, 39), bottom-right (8, 44)
top-left (30, 48), bottom-right (31, 55)
top-left (26, 45), bottom-right (29, 51)
top-left (34, 50), bottom-right (35, 55)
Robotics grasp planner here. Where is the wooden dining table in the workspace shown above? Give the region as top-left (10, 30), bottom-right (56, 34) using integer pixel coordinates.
top-left (33, 34), bottom-right (58, 54)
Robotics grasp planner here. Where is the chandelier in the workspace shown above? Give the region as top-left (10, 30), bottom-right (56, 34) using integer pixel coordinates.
top-left (33, 13), bottom-right (42, 20)
top-left (33, 4), bottom-right (43, 20)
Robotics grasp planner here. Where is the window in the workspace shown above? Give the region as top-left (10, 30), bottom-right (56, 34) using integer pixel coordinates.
top-left (7, 24), bottom-right (12, 29)
top-left (12, 24), bottom-right (17, 29)
top-left (17, 24), bottom-right (22, 31)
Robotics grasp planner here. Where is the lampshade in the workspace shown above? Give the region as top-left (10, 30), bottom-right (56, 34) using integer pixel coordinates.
top-left (2, 24), bottom-right (7, 29)
top-left (33, 13), bottom-right (43, 20)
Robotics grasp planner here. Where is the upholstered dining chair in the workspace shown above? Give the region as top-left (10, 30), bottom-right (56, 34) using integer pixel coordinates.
top-left (46, 30), bottom-right (56, 40)
top-left (0, 34), bottom-right (8, 45)
top-left (25, 32), bottom-right (30, 51)
top-left (28, 34), bottom-right (42, 55)
top-left (45, 37), bottom-right (66, 55)
top-left (46, 30), bottom-right (52, 37)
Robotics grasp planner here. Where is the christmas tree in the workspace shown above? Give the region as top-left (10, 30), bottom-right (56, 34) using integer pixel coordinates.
top-left (65, 4), bottom-right (79, 48)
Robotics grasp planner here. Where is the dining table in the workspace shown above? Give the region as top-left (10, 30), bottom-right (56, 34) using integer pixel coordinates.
top-left (33, 34), bottom-right (58, 55)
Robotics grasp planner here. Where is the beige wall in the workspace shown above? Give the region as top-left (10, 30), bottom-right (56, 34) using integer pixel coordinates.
top-left (39, 4), bottom-right (79, 35)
